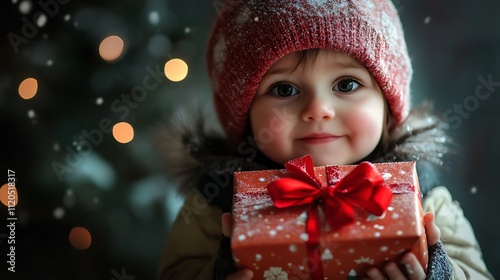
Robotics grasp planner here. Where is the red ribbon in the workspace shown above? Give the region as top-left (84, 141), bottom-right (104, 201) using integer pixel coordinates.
top-left (266, 155), bottom-right (393, 280)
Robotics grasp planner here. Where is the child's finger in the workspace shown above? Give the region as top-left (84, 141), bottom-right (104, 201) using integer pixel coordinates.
top-left (401, 253), bottom-right (426, 280)
top-left (226, 268), bottom-right (253, 280)
top-left (423, 212), bottom-right (441, 246)
top-left (384, 262), bottom-right (406, 280)
top-left (221, 212), bottom-right (232, 237)
top-left (365, 267), bottom-right (386, 280)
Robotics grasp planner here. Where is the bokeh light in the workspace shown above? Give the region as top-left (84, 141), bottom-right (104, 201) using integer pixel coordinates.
top-left (164, 58), bottom-right (188, 82)
top-left (149, 11), bottom-right (160, 25)
top-left (99, 35), bottom-right (125, 62)
top-left (18, 77), bottom-right (38, 99)
top-left (0, 183), bottom-right (18, 207)
top-left (112, 122), bottom-right (134, 144)
top-left (69, 227), bottom-right (92, 250)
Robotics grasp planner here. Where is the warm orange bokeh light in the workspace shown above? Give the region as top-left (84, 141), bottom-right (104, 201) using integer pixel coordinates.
top-left (99, 35), bottom-right (125, 61)
top-left (18, 77), bottom-right (38, 99)
top-left (0, 183), bottom-right (18, 207)
top-left (164, 58), bottom-right (188, 82)
top-left (69, 227), bottom-right (92, 250)
top-left (112, 122), bottom-right (134, 144)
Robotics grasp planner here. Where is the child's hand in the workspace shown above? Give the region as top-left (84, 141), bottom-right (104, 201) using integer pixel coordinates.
top-left (221, 212), bottom-right (254, 280)
top-left (362, 212), bottom-right (441, 280)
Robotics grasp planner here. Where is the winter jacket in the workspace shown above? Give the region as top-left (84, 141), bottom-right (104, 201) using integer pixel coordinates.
top-left (156, 105), bottom-right (494, 280)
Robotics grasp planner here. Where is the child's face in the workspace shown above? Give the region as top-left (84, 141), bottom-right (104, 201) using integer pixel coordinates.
top-left (249, 49), bottom-right (386, 166)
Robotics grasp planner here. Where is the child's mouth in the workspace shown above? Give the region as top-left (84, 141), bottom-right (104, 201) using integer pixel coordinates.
top-left (297, 133), bottom-right (341, 144)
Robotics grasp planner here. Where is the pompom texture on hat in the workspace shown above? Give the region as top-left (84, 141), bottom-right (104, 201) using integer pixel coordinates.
top-left (206, 0), bottom-right (412, 143)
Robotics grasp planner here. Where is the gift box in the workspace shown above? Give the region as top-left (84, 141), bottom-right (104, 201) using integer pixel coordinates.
top-left (232, 156), bottom-right (427, 280)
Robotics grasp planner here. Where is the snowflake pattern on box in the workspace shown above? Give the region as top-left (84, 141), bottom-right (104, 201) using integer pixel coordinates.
top-left (263, 267), bottom-right (288, 280)
top-left (346, 268), bottom-right (360, 280)
top-left (354, 256), bottom-right (374, 265)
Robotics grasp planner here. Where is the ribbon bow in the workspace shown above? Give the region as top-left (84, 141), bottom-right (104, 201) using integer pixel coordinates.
top-left (266, 155), bottom-right (393, 280)
top-left (267, 155), bottom-right (393, 229)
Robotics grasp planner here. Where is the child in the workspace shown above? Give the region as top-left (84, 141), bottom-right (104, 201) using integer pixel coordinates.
top-left (157, 0), bottom-right (494, 279)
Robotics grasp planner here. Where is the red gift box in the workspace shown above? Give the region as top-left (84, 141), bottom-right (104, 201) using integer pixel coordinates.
top-left (232, 158), bottom-right (427, 280)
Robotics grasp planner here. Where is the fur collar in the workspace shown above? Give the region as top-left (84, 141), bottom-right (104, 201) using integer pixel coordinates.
top-left (157, 103), bottom-right (452, 207)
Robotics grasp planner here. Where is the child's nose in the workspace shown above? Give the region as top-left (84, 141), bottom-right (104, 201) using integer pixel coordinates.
top-left (300, 90), bottom-right (336, 121)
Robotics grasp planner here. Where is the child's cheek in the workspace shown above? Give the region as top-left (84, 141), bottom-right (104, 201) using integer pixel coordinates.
top-left (346, 108), bottom-right (384, 139)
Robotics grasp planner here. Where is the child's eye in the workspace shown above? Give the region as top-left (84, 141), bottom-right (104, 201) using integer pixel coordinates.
top-left (333, 79), bottom-right (360, 93)
top-left (270, 83), bottom-right (300, 97)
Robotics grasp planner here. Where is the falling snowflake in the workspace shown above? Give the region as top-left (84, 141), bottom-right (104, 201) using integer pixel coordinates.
top-left (263, 267), bottom-right (288, 280)
top-left (19, 1), bottom-right (32, 14)
top-left (27, 109), bottom-right (36, 119)
top-left (470, 186), bottom-right (477, 194)
top-left (53, 207), bottom-right (64, 219)
top-left (36, 13), bottom-right (47, 27)
top-left (354, 256), bottom-right (374, 265)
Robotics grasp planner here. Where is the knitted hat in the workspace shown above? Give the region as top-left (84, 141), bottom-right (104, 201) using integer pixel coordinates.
top-left (206, 0), bottom-right (412, 143)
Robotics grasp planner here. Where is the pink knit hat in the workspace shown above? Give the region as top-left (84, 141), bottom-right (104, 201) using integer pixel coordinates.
top-left (206, 0), bottom-right (412, 143)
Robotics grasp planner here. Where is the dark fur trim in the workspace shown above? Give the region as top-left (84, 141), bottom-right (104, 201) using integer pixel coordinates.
top-left (155, 105), bottom-right (266, 199)
top-left (158, 102), bottom-right (452, 200)
top-left (368, 102), bottom-right (453, 195)
top-left (156, 105), bottom-right (231, 195)
top-left (370, 103), bottom-right (452, 166)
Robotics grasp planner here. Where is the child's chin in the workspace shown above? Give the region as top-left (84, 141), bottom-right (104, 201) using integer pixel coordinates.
top-left (310, 155), bottom-right (352, 166)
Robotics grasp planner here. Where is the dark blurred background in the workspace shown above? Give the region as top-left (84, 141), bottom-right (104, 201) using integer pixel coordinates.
top-left (0, 0), bottom-right (498, 279)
